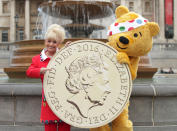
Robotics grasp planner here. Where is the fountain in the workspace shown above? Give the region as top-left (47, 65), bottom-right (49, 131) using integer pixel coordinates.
top-left (4, 40), bottom-right (44, 78)
top-left (4, 0), bottom-right (156, 78)
top-left (3, 1), bottom-right (177, 131)
top-left (40, 0), bottom-right (113, 37)
top-left (4, 0), bottom-right (114, 78)
top-left (137, 55), bottom-right (157, 78)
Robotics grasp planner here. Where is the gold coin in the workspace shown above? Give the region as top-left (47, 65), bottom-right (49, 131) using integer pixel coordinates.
top-left (43, 40), bottom-right (132, 128)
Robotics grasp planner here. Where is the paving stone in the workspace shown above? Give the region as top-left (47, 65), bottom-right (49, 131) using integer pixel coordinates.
top-left (71, 127), bottom-right (89, 131)
top-left (0, 125), bottom-right (89, 131)
top-left (0, 125), bottom-right (177, 131)
top-left (134, 125), bottom-right (177, 131)
top-left (129, 96), bottom-right (153, 126)
top-left (15, 96), bottom-right (41, 124)
top-left (154, 96), bottom-right (177, 125)
top-left (0, 97), bottom-right (14, 124)
top-left (0, 125), bottom-right (43, 131)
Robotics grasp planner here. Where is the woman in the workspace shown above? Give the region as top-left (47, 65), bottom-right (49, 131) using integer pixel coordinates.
top-left (26, 24), bottom-right (70, 131)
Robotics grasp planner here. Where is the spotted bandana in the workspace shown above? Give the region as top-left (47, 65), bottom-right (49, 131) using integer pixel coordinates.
top-left (107, 15), bottom-right (148, 36)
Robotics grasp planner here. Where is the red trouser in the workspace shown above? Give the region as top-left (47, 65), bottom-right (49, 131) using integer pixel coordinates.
top-left (45, 123), bottom-right (70, 131)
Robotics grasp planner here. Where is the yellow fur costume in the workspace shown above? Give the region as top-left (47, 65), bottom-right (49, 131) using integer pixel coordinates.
top-left (90, 6), bottom-right (159, 131)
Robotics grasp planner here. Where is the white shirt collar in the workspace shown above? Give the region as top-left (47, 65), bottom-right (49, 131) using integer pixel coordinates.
top-left (40, 48), bottom-right (59, 61)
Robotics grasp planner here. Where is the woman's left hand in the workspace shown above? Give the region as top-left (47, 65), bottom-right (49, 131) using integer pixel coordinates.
top-left (65, 41), bottom-right (72, 47)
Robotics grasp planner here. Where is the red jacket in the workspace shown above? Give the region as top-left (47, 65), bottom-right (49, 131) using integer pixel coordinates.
top-left (26, 53), bottom-right (60, 124)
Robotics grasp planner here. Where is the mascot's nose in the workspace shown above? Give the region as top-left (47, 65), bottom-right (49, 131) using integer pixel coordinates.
top-left (119, 36), bottom-right (129, 44)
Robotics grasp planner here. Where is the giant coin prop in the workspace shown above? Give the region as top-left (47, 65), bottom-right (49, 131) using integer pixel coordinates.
top-left (43, 40), bottom-right (132, 128)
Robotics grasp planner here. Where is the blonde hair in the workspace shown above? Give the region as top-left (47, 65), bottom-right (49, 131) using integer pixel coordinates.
top-left (45, 24), bottom-right (65, 43)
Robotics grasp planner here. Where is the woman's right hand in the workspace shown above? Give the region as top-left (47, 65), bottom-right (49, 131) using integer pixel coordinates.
top-left (40, 68), bottom-right (51, 74)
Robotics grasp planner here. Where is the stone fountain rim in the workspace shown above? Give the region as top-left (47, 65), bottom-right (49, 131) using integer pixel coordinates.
top-left (63, 23), bottom-right (105, 30)
top-left (40, 1), bottom-right (114, 7)
top-left (15, 39), bottom-right (108, 45)
top-left (15, 40), bottom-right (44, 45)
top-left (39, 1), bottom-right (114, 19)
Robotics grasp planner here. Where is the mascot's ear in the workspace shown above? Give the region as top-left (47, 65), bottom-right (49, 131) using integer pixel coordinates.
top-left (147, 22), bottom-right (160, 37)
top-left (115, 6), bottom-right (129, 18)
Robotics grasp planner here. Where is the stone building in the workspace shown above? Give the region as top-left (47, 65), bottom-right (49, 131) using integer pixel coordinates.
top-left (0, 0), bottom-right (45, 42)
top-left (0, 2), bottom-right (177, 131)
top-left (0, 0), bottom-right (176, 43)
top-left (0, 0), bottom-right (177, 68)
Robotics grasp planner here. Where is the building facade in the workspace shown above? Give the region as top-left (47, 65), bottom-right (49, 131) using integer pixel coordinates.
top-left (0, 0), bottom-right (176, 43)
top-left (0, 0), bottom-right (45, 43)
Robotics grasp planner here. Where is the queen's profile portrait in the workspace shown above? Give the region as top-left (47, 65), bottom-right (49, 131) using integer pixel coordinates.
top-left (65, 53), bottom-right (111, 118)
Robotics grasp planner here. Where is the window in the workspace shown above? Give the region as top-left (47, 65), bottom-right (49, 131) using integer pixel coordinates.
top-left (2, 30), bottom-right (8, 42)
top-left (19, 30), bottom-right (24, 40)
top-left (2, 1), bottom-right (10, 14)
top-left (144, 1), bottom-right (152, 13)
top-left (18, 2), bottom-right (25, 17)
top-left (129, 2), bottom-right (134, 11)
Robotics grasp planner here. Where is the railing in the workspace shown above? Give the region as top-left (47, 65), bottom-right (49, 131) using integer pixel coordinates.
top-left (152, 43), bottom-right (177, 51)
top-left (150, 43), bottom-right (177, 59)
top-left (0, 42), bottom-right (14, 58)
top-left (0, 42), bottom-right (13, 51)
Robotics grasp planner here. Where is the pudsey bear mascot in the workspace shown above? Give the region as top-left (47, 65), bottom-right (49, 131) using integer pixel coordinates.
top-left (90, 5), bottom-right (160, 131)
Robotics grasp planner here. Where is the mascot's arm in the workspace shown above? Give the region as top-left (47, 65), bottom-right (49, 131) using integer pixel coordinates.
top-left (107, 42), bottom-right (140, 80)
top-left (129, 56), bottom-right (140, 80)
top-left (116, 52), bottom-right (139, 80)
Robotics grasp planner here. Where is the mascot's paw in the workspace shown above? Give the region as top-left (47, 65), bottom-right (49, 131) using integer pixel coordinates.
top-left (117, 52), bottom-right (130, 64)
top-left (131, 70), bottom-right (137, 80)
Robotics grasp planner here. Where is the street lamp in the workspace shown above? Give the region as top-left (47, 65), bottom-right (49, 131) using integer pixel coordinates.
top-left (14, 14), bottom-right (19, 41)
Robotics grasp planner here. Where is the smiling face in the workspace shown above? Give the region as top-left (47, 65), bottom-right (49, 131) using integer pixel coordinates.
top-left (45, 38), bottom-right (59, 54)
top-left (108, 24), bottom-right (153, 56)
top-left (44, 24), bottom-right (65, 55)
top-left (108, 6), bottom-right (159, 57)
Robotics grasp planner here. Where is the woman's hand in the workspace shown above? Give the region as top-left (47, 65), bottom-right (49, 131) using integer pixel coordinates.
top-left (65, 41), bottom-right (72, 47)
top-left (40, 68), bottom-right (51, 74)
